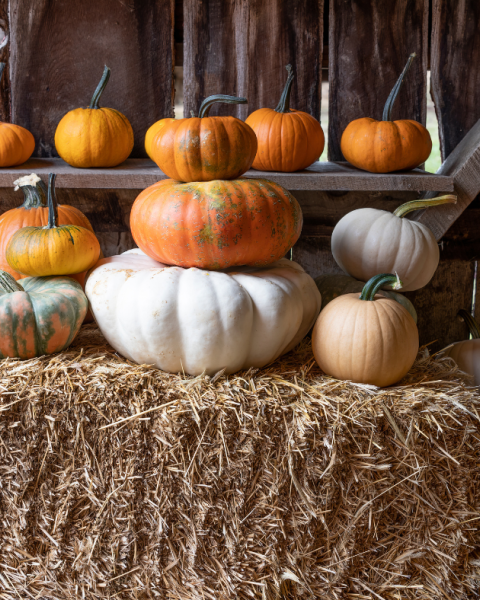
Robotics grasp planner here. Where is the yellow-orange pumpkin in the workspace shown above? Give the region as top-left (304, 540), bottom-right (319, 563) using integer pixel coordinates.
top-left (145, 118), bottom-right (175, 159)
top-left (150, 95), bottom-right (257, 182)
top-left (312, 273), bottom-right (419, 387)
top-left (0, 63), bottom-right (35, 167)
top-left (245, 65), bottom-right (324, 172)
top-left (340, 54), bottom-right (432, 173)
top-left (130, 178), bottom-right (302, 269)
top-left (6, 174), bottom-right (101, 277)
top-left (55, 66), bottom-right (134, 168)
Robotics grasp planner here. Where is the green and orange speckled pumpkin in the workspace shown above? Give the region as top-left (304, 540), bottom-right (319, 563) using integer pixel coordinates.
top-left (130, 178), bottom-right (302, 269)
top-left (0, 270), bottom-right (88, 359)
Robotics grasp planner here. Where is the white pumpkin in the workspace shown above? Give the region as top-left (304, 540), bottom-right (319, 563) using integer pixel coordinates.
top-left (85, 249), bottom-right (321, 375)
top-left (331, 195), bottom-right (456, 292)
top-left (441, 309), bottom-right (480, 385)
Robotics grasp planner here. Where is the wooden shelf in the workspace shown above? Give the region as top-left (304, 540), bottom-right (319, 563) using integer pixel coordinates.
top-left (0, 158), bottom-right (454, 191)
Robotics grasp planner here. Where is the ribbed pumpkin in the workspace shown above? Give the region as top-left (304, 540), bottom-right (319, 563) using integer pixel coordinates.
top-left (246, 64), bottom-right (324, 172)
top-left (150, 95), bottom-right (257, 182)
top-left (0, 174), bottom-right (95, 280)
top-left (145, 118), bottom-right (175, 159)
top-left (55, 65), bottom-right (134, 168)
top-left (340, 54), bottom-right (432, 173)
top-left (315, 273), bottom-right (417, 323)
top-left (130, 178), bottom-right (302, 269)
top-left (6, 174), bottom-right (101, 277)
top-left (441, 310), bottom-right (480, 385)
top-left (331, 195), bottom-right (457, 291)
top-left (0, 270), bottom-right (87, 359)
top-left (0, 63), bottom-right (35, 167)
top-left (312, 274), bottom-right (419, 387)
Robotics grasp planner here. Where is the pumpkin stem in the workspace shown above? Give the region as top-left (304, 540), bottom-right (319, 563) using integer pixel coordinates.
top-left (393, 194), bottom-right (457, 218)
top-left (359, 273), bottom-right (402, 301)
top-left (198, 95), bottom-right (248, 118)
top-left (47, 173), bottom-right (58, 229)
top-left (89, 65), bottom-right (110, 110)
top-left (458, 309), bottom-right (480, 339)
top-left (14, 174), bottom-right (48, 209)
top-left (0, 270), bottom-right (24, 294)
top-left (382, 53), bottom-right (416, 122)
top-left (275, 64), bottom-right (294, 113)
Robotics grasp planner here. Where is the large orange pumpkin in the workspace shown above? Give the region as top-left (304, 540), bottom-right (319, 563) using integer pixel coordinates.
top-left (149, 95), bottom-right (257, 182)
top-left (55, 65), bottom-right (134, 168)
top-left (312, 273), bottom-right (419, 387)
top-left (130, 178), bottom-right (302, 269)
top-left (0, 63), bottom-right (35, 167)
top-left (245, 65), bottom-right (324, 172)
top-left (340, 53), bottom-right (432, 173)
top-left (0, 174), bottom-right (95, 280)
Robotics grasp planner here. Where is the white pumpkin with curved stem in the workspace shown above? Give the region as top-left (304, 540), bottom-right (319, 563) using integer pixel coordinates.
top-left (441, 310), bottom-right (480, 385)
top-left (85, 249), bottom-right (321, 375)
top-left (331, 195), bottom-right (457, 292)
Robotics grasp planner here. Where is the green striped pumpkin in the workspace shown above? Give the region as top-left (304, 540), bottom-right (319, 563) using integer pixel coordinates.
top-left (0, 270), bottom-right (88, 358)
top-left (315, 273), bottom-right (417, 323)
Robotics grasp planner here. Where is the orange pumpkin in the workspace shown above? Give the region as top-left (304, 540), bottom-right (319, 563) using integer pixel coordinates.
top-left (150, 95), bottom-right (257, 182)
top-left (130, 178), bottom-right (302, 269)
top-left (145, 118), bottom-right (175, 159)
top-left (245, 65), bottom-right (324, 172)
top-left (0, 174), bottom-right (95, 280)
top-left (0, 63), bottom-right (35, 167)
top-left (340, 53), bottom-right (432, 173)
top-left (55, 65), bottom-right (134, 168)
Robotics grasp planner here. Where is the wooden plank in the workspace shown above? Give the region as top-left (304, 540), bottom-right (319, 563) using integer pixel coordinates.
top-left (0, 158), bottom-right (454, 191)
top-left (431, 0), bottom-right (480, 160)
top-left (411, 120), bottom-right (480, 240)
top-left (9, 0), bottom-right (175, 159)
top-left (328, 0), bottom-right (428, 160)
top-left (183, 0), bottom-right (323, 120)
top-left (0, 0), bottom-right (9, 123)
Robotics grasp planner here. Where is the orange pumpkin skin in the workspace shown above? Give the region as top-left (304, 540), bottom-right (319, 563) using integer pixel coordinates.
top-left (145, 118), bottom-right (175, 159)
top-left (340, 118), bottom-right (432, 173)
top-left (130, 178), bottom-right (302, 269)
top-left (0, 123), bottom-right (35, 167)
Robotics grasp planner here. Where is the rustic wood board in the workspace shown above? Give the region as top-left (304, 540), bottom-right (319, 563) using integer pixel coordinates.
top-left (328, 0), bottom-right (429, 160)
top-left (411, 119), bottom-right (480, 240)
top-left (183, 0), bottom-right (323, 120)
top-left (9, 0), bottom-right (175, 158)
top-left (0, 158), bottom-right (453, 191)
top-left (431, 0), bottom-right (480, 159)
top-left (0, 0), bottom-right (9, 123)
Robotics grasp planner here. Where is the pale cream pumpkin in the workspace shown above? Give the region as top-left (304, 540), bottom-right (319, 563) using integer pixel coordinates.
top-left (312, 273), bottom-right (419, 387)
top-left (331, 195), bottom-right (456, 291)
top-left (85, 249), bottom-right (321, 375)
top-left (441, 310), bottom-right (480, 385)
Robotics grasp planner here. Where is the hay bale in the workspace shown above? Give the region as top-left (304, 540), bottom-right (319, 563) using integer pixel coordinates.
top-left (0, 324), bottom-right (479, 599)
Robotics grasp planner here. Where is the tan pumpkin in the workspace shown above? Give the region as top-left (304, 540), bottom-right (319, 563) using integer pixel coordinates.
top-left (312, 273), bottom-right (419, 387)
top-left (331, 195), bottom-right (457, 291)
top-left (441, 310), bottom-right (480, 385)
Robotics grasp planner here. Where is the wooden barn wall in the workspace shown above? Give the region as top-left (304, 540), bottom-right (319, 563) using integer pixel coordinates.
top-left (0, 0), bottom-right (478, 349)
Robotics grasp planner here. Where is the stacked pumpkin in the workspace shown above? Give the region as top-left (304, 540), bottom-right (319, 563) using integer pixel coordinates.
top-left (85, 90), bottom-right (322, 376)
top-left (0, 173), bottom-right (101, 359)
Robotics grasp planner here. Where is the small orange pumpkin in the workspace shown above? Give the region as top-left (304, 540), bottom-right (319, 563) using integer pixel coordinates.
top-left (145, 118), bottom-right (175, 159)
top-left (245, 65), bottom-right (325, 172)
top-left (341, 53), bottom-right (432, 173)
top-left (150, 95), bottom-right (257, 182)
top-left (55, 66), bottom-right (134, 168)
top-left (0, 63), bottom-right (35, 167)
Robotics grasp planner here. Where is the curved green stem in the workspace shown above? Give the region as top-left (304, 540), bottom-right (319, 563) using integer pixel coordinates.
top-left (275, 64), bottom-right (294, 113)
top-left (47, 173), bottom-right (58, 229)
top-left (458, 309), bottom-right (480, 339)
top-left (393, 194), bottom-right (457, 218)
top-left (382, 53), bottom-right (416, 122)
top-left (0, 271), bottom-right (24, 294)
top-left (89, 65), bottom-right (110, 109)
top-left (198, 95), bottom-right (247, 118)
top-left (359, 273), bottom-right (402, 301)
top-left (14, 174), bottom-right (48, 209)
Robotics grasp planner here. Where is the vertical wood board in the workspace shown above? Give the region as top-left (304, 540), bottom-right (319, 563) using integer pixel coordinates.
top-left (9, 0), bottom-right (175, 158)
top-left (0, 0), bottom-right (9, 122)
top-left (431, 0), bottom-right (480, 160)
top-left (328, 0), bottom-right (428, 160)
top-left (183, 0), bottom-right (323, 120)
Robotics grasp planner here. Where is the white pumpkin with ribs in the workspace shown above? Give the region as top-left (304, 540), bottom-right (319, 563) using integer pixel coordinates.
top-left (85, 249), bottom-right (321, 375)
